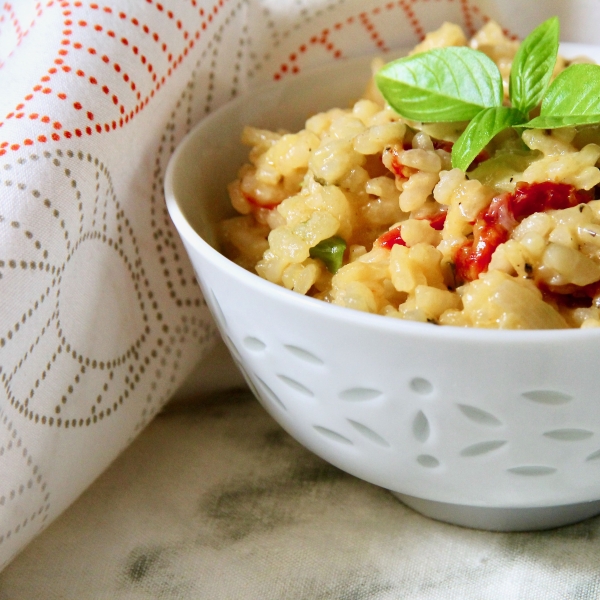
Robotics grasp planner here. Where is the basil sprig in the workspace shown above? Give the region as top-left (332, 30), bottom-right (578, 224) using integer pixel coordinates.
top-left (526, 64), bottom-right (600, 129)
top-left (509, 15), bottom-right (559, 115)
top-left (375, 47), bottom-right (503, 122)
top-left (451, 106), bottom-right (525, 167)
top-left (376, 17), bottom-right (600, 171)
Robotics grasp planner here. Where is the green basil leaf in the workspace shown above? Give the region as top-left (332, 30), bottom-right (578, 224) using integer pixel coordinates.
top-left (523, 114), bottom-right (600, 129)
top-left (309, 235), bottom-right (347, 273)
top-left (522, 63), bottom-right (600, 128)
top-left (509, 16), bottom-right (559, 115)
top-left (375, 47), bottom-right (504, 122)
top-left (451, 107), bottom-right (526, 171)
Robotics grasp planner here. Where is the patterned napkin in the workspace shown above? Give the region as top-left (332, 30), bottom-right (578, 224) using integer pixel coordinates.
top-left (0, 0), bottom-right (592, 570)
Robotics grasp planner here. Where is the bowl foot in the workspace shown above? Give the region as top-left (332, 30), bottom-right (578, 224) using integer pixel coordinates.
top-left (391, 492), bottom-right (600, 532)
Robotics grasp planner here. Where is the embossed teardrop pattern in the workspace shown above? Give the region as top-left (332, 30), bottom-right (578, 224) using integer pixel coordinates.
top-left (410, 378), bottom-right (433, 395)
top-left (243, 336), bottom-right (267, 351)
top-left (417, 454), bottom-right (439, 468)
top-left (284, 345), bottom-right (324, 365)
top-left (457, 404), bottom-right (502, 427)
top-left (460, 440), bottom-right (507, 457)
top-left (210, 291), bottom-right (228, 329)
top-left (276, 374), bottom-right (314, 397)
top-left (508, 466), bottom-right (557, 476)
top-left (225, 332), bottom-right (598, 482)
top-left (313, 425), bottom-right (353, 446)
top-left (412, 411), bottom-right (430, 443)
top-left (521, 390), bottom-right (573, 405)
top-left (586, 450), bottom-right (600, 462)
top-left (347, 420), bottom-right (390, 447)
top-left (338, 388), bottom-right (382, 402)
top-left (256, 377), bottom-right (287, 411)
top-left (243, 373), bottom-right (265, 407)
top-left (543, 429), bottom-right (593, 441)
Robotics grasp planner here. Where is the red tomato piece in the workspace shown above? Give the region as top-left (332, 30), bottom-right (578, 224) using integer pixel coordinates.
top-left (454, 182), bottom-right (595, 283)
top-left (510, 181), bottom-right (593, 221)
top-left (243, 192), bottom-right (280, 211)
top-left (377, 226), bottom-right (406, 249)
top-left (455, 216), bottom-right (509, 283)
top-left (425, 212), bottom-right (447, 231)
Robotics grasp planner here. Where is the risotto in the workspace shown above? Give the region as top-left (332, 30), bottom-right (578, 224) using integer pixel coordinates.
top-left (219, 21), bottom-right (600, 329)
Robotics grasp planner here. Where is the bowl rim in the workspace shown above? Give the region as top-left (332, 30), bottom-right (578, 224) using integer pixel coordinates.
top-left (165, 46), bottom-right (600, 344)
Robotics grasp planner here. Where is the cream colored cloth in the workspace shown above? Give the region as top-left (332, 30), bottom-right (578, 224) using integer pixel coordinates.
top-left (2, 392), bottom-right (600, 600)
top-left (0, 0), bottom-right (595, 571)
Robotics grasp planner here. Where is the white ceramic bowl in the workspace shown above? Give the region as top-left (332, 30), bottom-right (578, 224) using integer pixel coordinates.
top-left (166, 46), bottom-right (600, 531)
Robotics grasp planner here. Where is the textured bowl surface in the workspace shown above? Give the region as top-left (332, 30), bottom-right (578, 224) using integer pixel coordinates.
top-left (166, 46), bottom-right (600, 530)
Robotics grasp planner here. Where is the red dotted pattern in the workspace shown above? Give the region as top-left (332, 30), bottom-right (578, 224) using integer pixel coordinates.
top-left (0, 3), bottom-right (22, 63)
top-left (0, 0), bottom-right (230, 156)
top-left (272, 0), bottom-right (514, 81)
top-left (468, 2), bottom-right (517, 40)
top-left (0, 0), bottom-right (512, 154)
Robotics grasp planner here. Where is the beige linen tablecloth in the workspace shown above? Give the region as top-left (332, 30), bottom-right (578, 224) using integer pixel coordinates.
top-left (2, 0), bottom-right (600, 580)
top-left (2, 390), bottom-right (600, 599)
